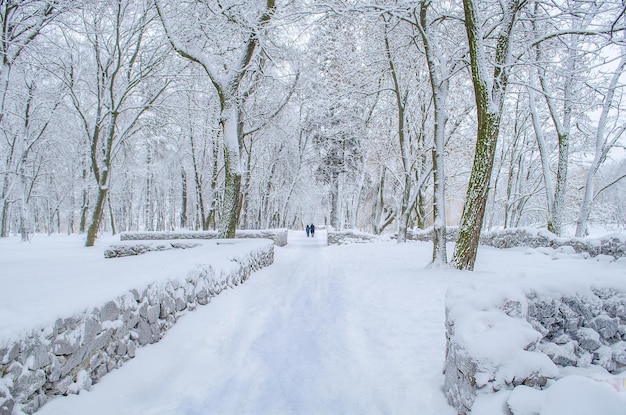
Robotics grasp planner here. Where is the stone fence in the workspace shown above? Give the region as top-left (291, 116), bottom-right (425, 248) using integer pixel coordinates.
top-left (326, 229), bottom-right (380, 245)
top-left (444, 282), bottom-right (626, 414)
top-left (325, 227), bottom-right (626, 260)
top-left (120, 229), bottom-right (289, 247)
top-left (0, 242), bottom-right (274, 415)
top-left (408, 227), bottom-right (626, 259)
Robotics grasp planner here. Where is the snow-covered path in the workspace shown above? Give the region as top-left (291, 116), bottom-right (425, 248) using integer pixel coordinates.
top-left (38, 231), bottom-right (458, 415)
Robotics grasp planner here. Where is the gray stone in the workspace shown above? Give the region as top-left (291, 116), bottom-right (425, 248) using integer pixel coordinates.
top-left (126, 312), bottom-right (141, 331)
top-left (589, 314), bottom-right (619, 339)
top-left (7, 361), bottom-right (22, 378)
top-left (129, 288), bottom-right (142, 303)
top-left (51, 375), bottom-right (74, 395)
top-left (136, 320), bottom-right (156, 346)
top-left (138, 302), bottom-right (148, 319)
top-left (27, 344), bottom-right (51, 370)
top-left (147, 304), bottom-right (160, 324)
top-left (48, 355), bottom-right (62, 382)
top-left (115, 341), bottom-right (127, 356)
top-left (1, 343), bottom-right (19, 365)
top-left (159, 296), bottom-right (175, 319)
top-left (0, 397), bottom-right (14, 415)
top-left (175, 297), bottom-right (187, 312)
top-left (593, 345), bottom-right (617, 372)
top-left (60, 346), bottom-right (87, 377)
top-left (87, 329), bottom-right (113, 357)
top-left (613, 342), bottom-right (626, 364)
top-left (575, 328), bottom-right (601, 352)
top-left (53, 333), bottom-right (80, 355)
top-left (100, 301), bottom-right (120, 322)
top-left (127, 340), bottom-right (136, 358)
top-left (564, 317), bottom-right (579, 335)
top-left (13, 369), bottom-right (46, 400)
top-left (93, 363), bottom-right (108, 381)
top-left (552, 354), bottom-right (577, 367)
top-left (81, 317), bottom-right (102, 347)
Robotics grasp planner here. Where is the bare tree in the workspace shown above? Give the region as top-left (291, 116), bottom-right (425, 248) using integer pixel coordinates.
top-left (0, 0), bottom-right (68, 237)
top-left (57, 0), bottom-right (170, 246)
top-left (575, 38), bottom-right (626, 236)
top-left (154, 0), bottom-right (276, 238)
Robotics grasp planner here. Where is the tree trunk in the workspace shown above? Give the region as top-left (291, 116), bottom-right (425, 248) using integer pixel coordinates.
top-left (418, 1), bottom-right (448, 266)
top-left (575, 47), bottom-right (626, 237)
top-left (452, 0), bottom-right (522, 270)
top-left (85, 184), bottom-right (108, 247)
top-left (218, 105), bottom-right (242, 238)
top-left (329, 170), bottom-right (340, 230)
top-left (180, 168), bottom-right (188, 228)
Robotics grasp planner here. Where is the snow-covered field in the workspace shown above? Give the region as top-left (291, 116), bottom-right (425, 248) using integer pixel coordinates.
top-left (2, 230), bottom-right (626, 414)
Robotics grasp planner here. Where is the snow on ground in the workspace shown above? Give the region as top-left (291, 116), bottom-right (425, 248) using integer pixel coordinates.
top-left (2, 230), bottom-right (626, 414)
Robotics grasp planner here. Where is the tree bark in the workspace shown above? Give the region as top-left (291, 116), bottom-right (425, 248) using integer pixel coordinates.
top-left (417, 1), bottom-right (448, 266)
top-left (452, 0), bottom-right (523, 270)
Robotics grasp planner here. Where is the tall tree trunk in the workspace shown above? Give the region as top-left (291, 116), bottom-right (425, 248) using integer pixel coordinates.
top-left (218, 104), bottom-right (243, 238)
top-left (452, 0), bottom-right (523, 270)
top-left (329, 170), bottom-right (340, 230)
top-left (418, 1), bottom-right (448, 266)
top-left (575, 47), bottom-right (626, 237)
top-left (180, 168), bottom-right (188, 229)
top-left (86, 184), bottom-right (108, 246)
top-left (19, 158), bottom-right (31, 242)
top-left (383, 23), bottom-right (411, 243)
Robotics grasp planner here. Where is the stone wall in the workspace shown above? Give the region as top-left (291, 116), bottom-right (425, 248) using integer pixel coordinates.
top-left (120, 229), bottom-right (289, 247)
top-left (0, 243), bottom-right (274, 415)
top-left (443, 284), bottom-right (626, 414)
top-left (406, 227), bottom-right (626, 260)
top-left (104, 241), bottom-right (202, 258)
top-left (327, 230), bottom-right (379, 245)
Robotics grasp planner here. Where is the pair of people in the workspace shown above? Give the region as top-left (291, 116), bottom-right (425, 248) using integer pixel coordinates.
top-left (305, 224), bottom-right (315, 237)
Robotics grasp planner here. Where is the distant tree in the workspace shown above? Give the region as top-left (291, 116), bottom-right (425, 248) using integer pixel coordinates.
top-left (0, 0), bottom-right (69, 237)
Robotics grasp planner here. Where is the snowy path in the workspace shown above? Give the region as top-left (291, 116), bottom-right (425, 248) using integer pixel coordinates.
top-left (39, 231), bottom-right (458, 415)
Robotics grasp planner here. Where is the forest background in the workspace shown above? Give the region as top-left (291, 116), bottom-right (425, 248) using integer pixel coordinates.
top-left (1, 0), bottom-right (625, 270)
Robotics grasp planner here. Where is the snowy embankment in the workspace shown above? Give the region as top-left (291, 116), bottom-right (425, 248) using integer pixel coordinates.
top-left (0, 236), bottom-right (274, 415)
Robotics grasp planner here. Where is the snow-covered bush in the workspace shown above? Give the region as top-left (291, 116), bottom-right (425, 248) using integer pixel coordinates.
top-left (444, 280), bottom-right (626, 415)
top-left (0, 242), bottom-right (274, 415)
top-left (119, 229), bottom-right (289, 247)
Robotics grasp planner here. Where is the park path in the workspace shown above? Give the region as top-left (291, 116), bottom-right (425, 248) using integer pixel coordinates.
top-left (39, 230), bottom-right (455, 415)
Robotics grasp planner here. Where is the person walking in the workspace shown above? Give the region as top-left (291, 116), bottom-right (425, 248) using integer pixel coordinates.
top-left (306, 224), bottom-right (310, 237)
top-left (310, 224), bottom-right (315, 237)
